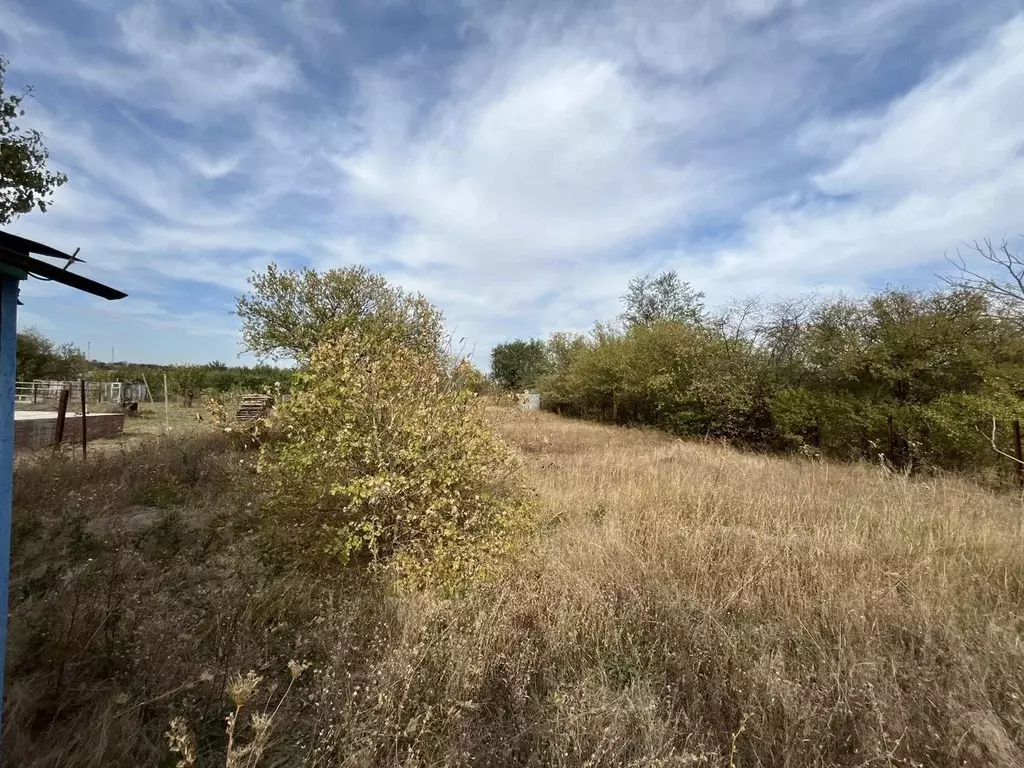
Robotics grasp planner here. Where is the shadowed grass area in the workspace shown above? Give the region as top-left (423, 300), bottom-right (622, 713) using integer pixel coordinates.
top-left (4, 410), bottom-right (1023, 767)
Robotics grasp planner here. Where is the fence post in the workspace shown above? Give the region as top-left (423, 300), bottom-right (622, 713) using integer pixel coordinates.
top-left (80, 379), bottom-right (88, 460)
top-left (31, 381), bottom-right (36, 405)
top-left (54, 387), bottom-right (70, 447)
top-left (1014, 419), bottom-right (1023, 488)
top-left (887, 414), bottom-right (895, 465)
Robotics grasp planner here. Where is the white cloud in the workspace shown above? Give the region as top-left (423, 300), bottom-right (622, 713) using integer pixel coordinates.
top-left (814, 16), bottom-right (1024, 198)
top-left (340, 56), bottom-right (696, 259)
top-left (2, 1), bottom-right (299, 120)
top-left (686, 13), bottom-right (1024, 302)
top-left (2, 0), bottom-right (1022, 364)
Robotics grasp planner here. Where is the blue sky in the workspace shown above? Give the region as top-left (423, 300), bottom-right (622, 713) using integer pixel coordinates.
top-left (1, 0), bottom-right (1022, 366)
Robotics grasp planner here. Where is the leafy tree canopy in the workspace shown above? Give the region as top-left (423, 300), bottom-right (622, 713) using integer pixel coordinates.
top-left (0, 57), bottom-right (66, 225)
top-left (533, 276), bottom-right (1024, 475)
top-left (236, 264), bottom-right (444, 363)
top-left (621, 270), bottom-right (705, 328)
top-left (16, 329), bottom-right (85, 380)
top-left (490, 339), bottom-right (549, 391)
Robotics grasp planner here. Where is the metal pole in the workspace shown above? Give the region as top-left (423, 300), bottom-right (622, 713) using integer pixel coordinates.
top-left (1014, 419), bottom-right (1023, 488)
top-left (80, 379), bottom-right (88, 460)
top-left (0, 276), bottom-right (20, 735)
top-left (163, 373), bottom-right (169, 429)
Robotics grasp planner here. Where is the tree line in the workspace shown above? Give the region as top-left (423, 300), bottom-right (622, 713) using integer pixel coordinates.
top-left (16, 328), bottom-right (291, 398)
top-left (491, 239), bottom-right (1024, 475)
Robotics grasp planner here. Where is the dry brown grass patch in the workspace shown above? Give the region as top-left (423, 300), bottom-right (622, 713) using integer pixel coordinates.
top-left (5, 409), bottom-right (1024, 767)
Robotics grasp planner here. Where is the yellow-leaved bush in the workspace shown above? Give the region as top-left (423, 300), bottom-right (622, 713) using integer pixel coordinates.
top-left (256, 331), bottom-right (534, 589)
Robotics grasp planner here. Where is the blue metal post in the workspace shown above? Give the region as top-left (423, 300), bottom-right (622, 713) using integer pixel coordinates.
top-left (0, 275), bottom-right (18, 733)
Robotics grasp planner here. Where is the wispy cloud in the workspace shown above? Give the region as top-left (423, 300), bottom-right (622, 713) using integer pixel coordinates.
top-left (682, 13), bottom-right (1024, 298)
top-left (0, 0), bottom-right (1020, 364)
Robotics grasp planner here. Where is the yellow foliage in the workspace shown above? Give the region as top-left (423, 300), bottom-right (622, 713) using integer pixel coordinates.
top-left (257, 332), bottom-right (533, 589)
top-left (454, 357), bottom-right (488, 394)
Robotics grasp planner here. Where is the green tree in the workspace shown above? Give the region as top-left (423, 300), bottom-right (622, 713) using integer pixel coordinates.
top-left (16, 328), bottom-right (55, 380)
top-left (763, 287), bottom-right (1024, 468)
top-left (169, 364), bottom-right (206, 404)
top-left (540, 320), bottom-right (773, 440)
top-left (545, 332), bottom-right (589, 376)
top-left (0, 57), bottom-right (67, 225)
top-left (50, 342), bottom-right (86, 380)
top-left (540, 267), bottom-right (1024, 475)
top-left (490, 339), bottom-right (549, 391)
top-left (236, 263), bottom-right (444, 363)
top-left (15, 331), bottom-right (85, 381)
top-left (621, 270), bottom-right (705, 328)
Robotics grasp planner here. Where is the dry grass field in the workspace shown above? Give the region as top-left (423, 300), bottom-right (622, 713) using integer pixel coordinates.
top-left (4, 408), bottom-right (1023, 766)
top-left (495, 412), bottom-right (1024, 765)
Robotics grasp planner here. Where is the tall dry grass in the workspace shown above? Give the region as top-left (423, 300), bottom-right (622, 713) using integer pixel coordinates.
top-left (4, 411), bottom-right (1023, 766)
top-left (4, 432), bottom-right (333, 767)
top-left (481, 412), bottom-right (1024, 766)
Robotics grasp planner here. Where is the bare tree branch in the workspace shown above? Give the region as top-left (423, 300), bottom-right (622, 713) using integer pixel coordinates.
top-left (942, 237), bottom-right (1024, 325)
top-left (978, 416), bottom-right (1024, 466)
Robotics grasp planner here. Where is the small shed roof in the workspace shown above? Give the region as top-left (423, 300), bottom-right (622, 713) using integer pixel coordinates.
top-left (0, 230), bottom-right (73, 261)
top-left (0, 230), bottom-right (126, 301)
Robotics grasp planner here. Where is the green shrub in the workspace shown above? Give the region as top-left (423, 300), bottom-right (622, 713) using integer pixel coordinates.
top-left (540, 321), bottom-right (775, 442)
top-left (257, 331), bottom-right (534, 590)
top-left (909, 392), bottom-right (1024, 473)
top-left (538, 284), bottom-right (1024, 476)
top-left (771, 387), bottom-right (872, 459)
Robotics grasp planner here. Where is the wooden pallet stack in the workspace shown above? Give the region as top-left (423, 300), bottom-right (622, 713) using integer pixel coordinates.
top-left (235, 394), bottom-right (274, 421)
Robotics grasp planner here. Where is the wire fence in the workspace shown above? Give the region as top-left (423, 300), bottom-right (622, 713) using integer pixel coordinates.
top-left (14, 380), bottom-right (150, 407)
